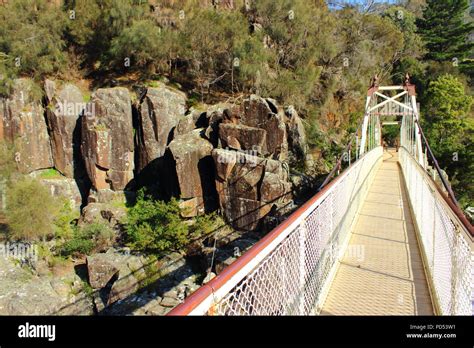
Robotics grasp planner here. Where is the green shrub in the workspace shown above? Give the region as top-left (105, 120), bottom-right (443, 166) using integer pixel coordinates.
top-left (53, 201), bottom-right (79, 240)
top-left (81, 280), bottom-right (94, 299)
top-left (61, 222), bottom-right (114, 257)
top-left (124, 190), bottom-right (189, 254)
top-left (190, 212), bottom-right (225, 239)
top-left (5, 178), bottom-right (60, 241)
top-left (0, 54), bottom-right (16, 96)
top-left (61, 237), bottom-right (95, 256)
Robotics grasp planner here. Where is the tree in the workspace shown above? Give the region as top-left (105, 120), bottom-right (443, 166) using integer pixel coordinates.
top-left (64, 0), bottom-right (149, 69)
top-left (108, 19), bottom-right (165, 74)
top-left (5, 179), bottom-right (60, 241)
top-left (311, 6), bottom-right (404, 137)
top-left (248, 0), bottom-right (330, 109)
top-left (178, 7), bottom-right (261, 98)
top-left (0, 0), bottom-right (67, 88)
top-left (383, 6), bottom-right (425, 83)
top-left (417, 0), bottom-right (474, 63)
top-left (424, 74), bottom-right (472, 152)
top-left (399, 0), bottom-right (426, 17)
top-left (423, 74), bottom-right (473, 206)
top-left (231, 33), bottom-right (270, 94)
top-left (382, 124), bottom-right (400, 146)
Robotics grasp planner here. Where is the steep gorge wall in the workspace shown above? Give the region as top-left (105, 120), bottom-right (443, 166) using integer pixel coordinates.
top-left (1, 78), bottom-right (308, 231)
top-left (0, 79), bottom-right (53, 174)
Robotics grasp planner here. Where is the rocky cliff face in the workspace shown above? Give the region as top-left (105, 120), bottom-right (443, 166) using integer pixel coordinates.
top-left (0, 79), bottom-right (53, 173)
top-left (168, 129), bottom-right (216, 216)
top-left (211, 96), bottom-right (293, 230)
top-left (229, 95), bottom-right (288, 161)
top-left (285, 105), bottom-right (307, 159)
top-left (1, 79), bottom-right (306, 231)
top-left (136, 83), bottom-right (187, 173)
top-left (0, 77), bottom-right (311, 315)
top-left (44, 80), bottom-right (84, 179)
top-left (218, 123), bottom-right (267, 155)
top-left (81, 87), bottom-right (135, 191)
top-left (213, 149), bottom-right (292, 230)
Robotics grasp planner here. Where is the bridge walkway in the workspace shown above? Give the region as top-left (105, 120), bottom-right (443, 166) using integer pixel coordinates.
top-left (321, 150), bottom-right (434, 315)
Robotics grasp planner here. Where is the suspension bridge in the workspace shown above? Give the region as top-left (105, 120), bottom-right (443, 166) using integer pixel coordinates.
top-left (169, 76), bottom-right (474, 316)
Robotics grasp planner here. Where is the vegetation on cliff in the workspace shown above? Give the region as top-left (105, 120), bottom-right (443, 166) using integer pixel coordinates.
top-left (422, 74), bottom-right (473, 207)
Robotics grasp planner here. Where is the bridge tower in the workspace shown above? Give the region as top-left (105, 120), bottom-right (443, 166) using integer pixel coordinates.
top-left (359, 74), bottom-right (425, 167)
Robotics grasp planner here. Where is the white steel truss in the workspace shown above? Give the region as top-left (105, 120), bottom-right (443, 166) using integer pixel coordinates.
top-left (360, 83), bottom-right (424, 167)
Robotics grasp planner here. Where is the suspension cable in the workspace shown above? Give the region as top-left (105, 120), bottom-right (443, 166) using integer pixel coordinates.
top-left (414, 119), bottom-right (459, 207)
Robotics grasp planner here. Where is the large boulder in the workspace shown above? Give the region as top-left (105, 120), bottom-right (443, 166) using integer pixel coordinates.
top-left (0, 256), bottom-right (93, 315)
top-left (85, 249), bottom-right (152, 308)
top-left (81, 88), bottom-right (134, 191)
top-left (216, 157), bottom-right (265, 202)
top-left (86, 253), bottom-right (120, 289)
top-left (260, 172), bottom-right (292, 204)
top-left (44, 80), bottom-right (85, 178)
top-left (285, 105), bottom-right (307, 158)
top-left (194, 103), bottom-right (232, 145)
top-left (173, 114), bottom-right (196, 136)
top-left (137, 83), bottom-right (187, 172)
top-left (79, 202), bottom-right (127, 229)
top-left (86, 188), bottom-right (133, 204)
top-left (168, 129), bottom-right (216, 215)
top-left (222, 197), bottom-right (272, 231)
top-left (0, 78), bottom-right (53, 173)
top-left (218, 123), bottom-right (267, 155)
top-left (233, 95), bottom-right (288, 160)
top-left (38, 176), bottom-right (83, 210)
top-left (212, 148), bottom-right (291, 231)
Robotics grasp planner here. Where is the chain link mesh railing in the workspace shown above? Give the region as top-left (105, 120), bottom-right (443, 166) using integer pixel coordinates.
top-left (399, 147), bottom-right (474, 315)
top-left (182, 147), bottom-right (383, 315)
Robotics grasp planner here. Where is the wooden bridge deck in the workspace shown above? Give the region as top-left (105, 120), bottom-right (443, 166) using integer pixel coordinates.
top-left (321, 150), bottom-right (434, 315)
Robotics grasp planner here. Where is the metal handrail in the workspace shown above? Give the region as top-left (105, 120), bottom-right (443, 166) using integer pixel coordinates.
top-left (168, 146), bottom-right (383, 315)
top-left (399, 146), bottom-right (473, 315)
top-left (413, 119), bottom-right (473, 236)
top-left (399, 143), bottom-right (474, 238)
